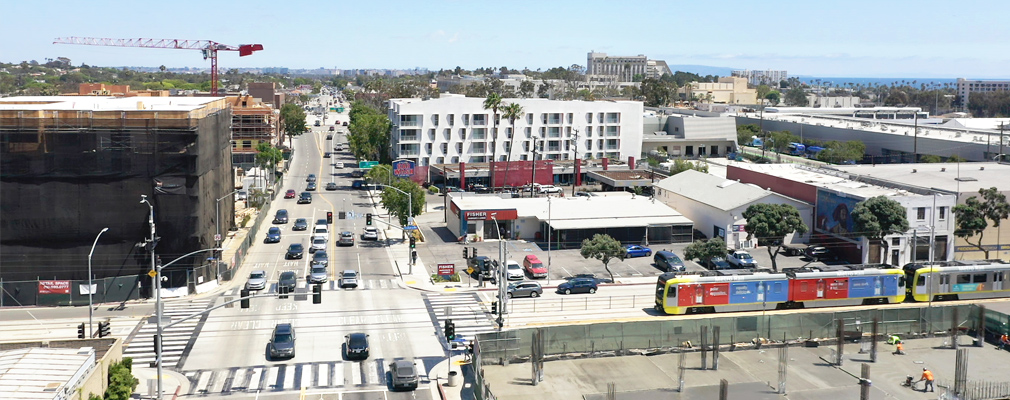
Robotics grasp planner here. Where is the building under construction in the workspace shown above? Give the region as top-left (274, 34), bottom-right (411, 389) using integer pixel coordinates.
top-left (0, 96), bottom-right (234, 288)
top-left (227, 94), bottom-right (280, 168)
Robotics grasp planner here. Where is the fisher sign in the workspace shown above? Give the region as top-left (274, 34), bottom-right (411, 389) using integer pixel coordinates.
top-left (392, 159), bottom-right (416, 178)
top-left (437, 263), bottom-right (455, 277)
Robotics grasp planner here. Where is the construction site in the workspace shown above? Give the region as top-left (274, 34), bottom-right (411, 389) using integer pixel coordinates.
top-left (0, 96), bottom-right (234, 304)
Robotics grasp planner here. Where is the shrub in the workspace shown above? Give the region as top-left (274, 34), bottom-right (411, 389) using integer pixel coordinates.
top-left (105, 358), bottom-right (139, 400)
top-left (431, 273), bottom-right (461, 283)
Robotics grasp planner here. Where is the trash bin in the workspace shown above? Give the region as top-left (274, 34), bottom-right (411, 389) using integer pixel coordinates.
top-left (447, 370), bottom-right (460, 387)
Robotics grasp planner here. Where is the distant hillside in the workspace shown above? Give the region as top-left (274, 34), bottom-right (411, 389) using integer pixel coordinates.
top-left (666, 65), bottom-right (735, 77)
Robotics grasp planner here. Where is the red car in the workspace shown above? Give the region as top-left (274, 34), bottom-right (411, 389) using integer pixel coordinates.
top-left (523, 255), bottom-right (547, 279)
top-left (284, 189), bottom-right (296, 199)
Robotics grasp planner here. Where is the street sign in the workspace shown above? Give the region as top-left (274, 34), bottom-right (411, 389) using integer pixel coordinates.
top-left (358, 161), bottom-right (379, 169)
top-left (147, 270), bottom-right (157, 278)
top-left (403, 225), bottom-right (418, 231)
top-left (437, 263), bottom-right (455, 276)
top-left (466, 267), bottom-right (475, 275)
top-left (214, 234), bottom-right (222, 242)
top-left (392, 159), bottom-right (416, 178)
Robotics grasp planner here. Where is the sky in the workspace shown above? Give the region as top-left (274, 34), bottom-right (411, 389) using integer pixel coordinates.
top-left (1, 0), bottom-right (1008, 79)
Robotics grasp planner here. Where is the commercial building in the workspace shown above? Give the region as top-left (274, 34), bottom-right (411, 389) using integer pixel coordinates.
top-left (642, 113), bottom-right (738, 158)
top-left (956, 78), bottom-right (1010, 109)
top-left (653, 170), bottom-right (814, 249)
top-left (682, 77), bottom-right (757, 105)
top-left (387, 94), bottom-right (644, 175)
top-left (0, 96), bottom-right (234, 286)
top-left (731, 70), bottom-right (788, 86)
top-left (727, 163), bottom-right (957, 266)
top-left (247, 82), bottom-right (285, 108)
top-left (446, 193), bottom-right (693, 247)
top-left (228, 94), bottom-right (280, 168)
top-left (831, 162), bottom-right (1010, 261)
top-left (586, 52), bottom-right (672, 82)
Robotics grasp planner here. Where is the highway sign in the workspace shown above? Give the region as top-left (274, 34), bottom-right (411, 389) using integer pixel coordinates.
top-left (358, 161), bottom-right (379, 169)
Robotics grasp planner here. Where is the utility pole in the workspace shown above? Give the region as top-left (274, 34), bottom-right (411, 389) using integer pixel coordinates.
top-left (529, 137), bottom-right (538, 198)
top-left (140, 195), bottom-right (161, 400)
top-left (912, 113), bottom-right (919, 162)
top-left (570, 128), bottom-right (580, 197)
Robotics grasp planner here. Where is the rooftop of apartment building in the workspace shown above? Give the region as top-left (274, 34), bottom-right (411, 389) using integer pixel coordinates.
top-left (829, 162), bottom-right (1010, 193)
top-left (390, 93), bottom-right (643, 108)
top-left (729, 163), bottom-right (923, 198)
top-left (0, 95), bottom-right (224, 112)
top-left (742, 111), bottom-right (1007, 146)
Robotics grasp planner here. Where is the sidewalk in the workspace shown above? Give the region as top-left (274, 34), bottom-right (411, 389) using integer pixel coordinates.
top-left (131, 365), bottom-right (190, 400)
top-left (425, 350), bottom-right (475, 400)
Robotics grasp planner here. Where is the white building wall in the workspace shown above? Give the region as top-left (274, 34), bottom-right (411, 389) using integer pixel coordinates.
top-left (389, 94), bottom-right (644, 166)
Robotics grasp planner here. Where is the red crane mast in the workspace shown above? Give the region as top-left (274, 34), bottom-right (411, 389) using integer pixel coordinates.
top-left (54, 37), bottom-right (263, 95)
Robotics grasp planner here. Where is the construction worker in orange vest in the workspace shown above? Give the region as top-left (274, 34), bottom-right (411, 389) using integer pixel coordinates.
top-left (918, 368), bottom-right (935, 392)
top-left (893, 341), bottom-right (905, 355)
top-left (999, 333), bottom-right (1009, 350)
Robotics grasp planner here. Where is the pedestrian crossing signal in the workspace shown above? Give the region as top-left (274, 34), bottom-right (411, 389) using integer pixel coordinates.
top-left (312, 284), bottom-right (322, 304)
top-left (279, 286), bottom-right (289, 299)
top-left (463, 248), bottom-right (468, 259)
top-left (366, 213), bottom-right (372, 225)
top-left (77, 323), bottom-right (86, 339)
top-left (98, 321), bottom-right (111, 338)
top-left (240, 289), bottom-right (250, 309)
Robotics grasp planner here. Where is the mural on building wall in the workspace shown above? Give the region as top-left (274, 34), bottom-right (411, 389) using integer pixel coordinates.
top-left (815, 190), bottom-right (860, 236)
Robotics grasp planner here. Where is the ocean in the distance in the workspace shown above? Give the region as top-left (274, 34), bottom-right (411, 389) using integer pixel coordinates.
top-left (797, 77), bottom-right (958, 87)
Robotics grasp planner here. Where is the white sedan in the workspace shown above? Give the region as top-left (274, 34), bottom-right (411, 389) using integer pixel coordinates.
top-left (362, 227), bottom-right (379, 241)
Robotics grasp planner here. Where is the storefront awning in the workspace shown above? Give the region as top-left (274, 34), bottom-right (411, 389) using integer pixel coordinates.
top-left (546, 215), bottom-right (693, 230)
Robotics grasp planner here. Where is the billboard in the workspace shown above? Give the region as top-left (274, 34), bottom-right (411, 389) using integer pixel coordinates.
top-left (815, 189), bottom-right (861, 237)
top-left (38, 280), bottom-right (71, 295)
top-left (392, 160), bottom-right (416, 178)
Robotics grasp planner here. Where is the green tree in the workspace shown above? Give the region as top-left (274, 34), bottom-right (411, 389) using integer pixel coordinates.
top-left (518, 80), bottom-right (535, 98)
top-left (379, 178), bottom-right (427, 226)
top-left (767, 130), bottom-right (799, 153)
top-left (756, 84), bottom-right (771, 101)
top-left (817, 140), bottom-right (865, 164)
top-left (279, 103), bottom-right (307, 147)
top-left (684, 237), bottom-right (728, 267)
top-left (851, 196), bottom-right (910, 253)
top-left (784, 86), bottom-right (808, 106)
top-left (737, 124), bottom-right (760, 146)
top-left (483, 93), bottom-right (503, 188)
top-left (254, 142), bottom-right (283, 187)
top-left (765, 90), bottom-right (781, 106)
top-left (365, 164), bottom-right (394, 186)
top-left (347, 101), bottom-right (392, 163)
top-left (579, 234), bottom-right (625, 282)
top-left (640, 77), bottom-right (677, 107)
top-left (741, 203), bottom-right (808, 271)
top-left (947, 154), bottom-right (966, 162)
top-left (105, 358), bottom-right (139, 400)
top-left (919, 154), bottom-right (943, 163)
top-left (500, 102), bottom-right (525, 189)
top-left (953, 187), bottom-right (1010, 259)
top-left (669, 158), bottom-right (709, 175)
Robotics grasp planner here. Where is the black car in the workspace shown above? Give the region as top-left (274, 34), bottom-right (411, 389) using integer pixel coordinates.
top-left (324, 152), bottom-right (332, 158)
top-left (307, 174), bottom-right (317, 183)
top-left (285, 243), bottom-right (304, 259)
top-left (312, 250), bottom-right (328, 267)
top-left (557, 277), bottom-right (598, 294)
top-left (350, 170), bottom-right (365, 178)
top-left (325, 182), bottom-right (338, 191)
top-left (268, 323), bottom-right (296, 359)
top-left (273, 209), bottom-right (289, 224)
top-left (389, 359), bottom-right (418, 391)
top-left (344, 333), bottom-right (370, 360)
top-left (306, 182), bottom-right (317, 191)
top-left (292, 218), bottom-right (308, 231)
top-left (278, 271), bottom-right (297, 292)
top-left (298, 192), bottom-right (312, 204)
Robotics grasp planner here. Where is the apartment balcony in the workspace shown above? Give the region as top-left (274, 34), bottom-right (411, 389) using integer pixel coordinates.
top-left (398, 135), bottom-right (420, 142)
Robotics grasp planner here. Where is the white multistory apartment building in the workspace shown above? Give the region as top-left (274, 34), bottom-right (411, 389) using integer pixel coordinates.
top-left (587, 52), bottom-right (672, 82)
top-left (956, 78), bottom-right (1010, 109)
top-left (731, 70), bottom-right (789, 86)
top-left (387, 94), bottom-right (644, 167)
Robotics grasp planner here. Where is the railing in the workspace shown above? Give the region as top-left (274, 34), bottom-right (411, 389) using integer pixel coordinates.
top-left (508, 294), bottom-right (653, 313)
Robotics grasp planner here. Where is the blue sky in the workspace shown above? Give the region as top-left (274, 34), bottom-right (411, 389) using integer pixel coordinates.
top-left (2, 0), bottom-right (1008, 78)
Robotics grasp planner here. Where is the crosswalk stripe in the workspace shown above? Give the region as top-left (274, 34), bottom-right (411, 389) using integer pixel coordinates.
top-left (379, 280), bottom-right (389, 289)
top-left (350, 361), bottom-right (361, 385)
top-left (248, 367), bottom-right (263, 391)
top-left (272, 365), bottom-right (285, 390)
top-left (197, 371), bottom-right (213, 394)
top-left (230, 368), bottom-right (247, 391)
top-left (296, 364), bottom-right (308, 389)
top-left (282, 364), bottom-right (295, 390)
top-left (365, 360), bottom-right (378, 385)
top-left (414, 359), bottom-right (427, 381)
top-left (210, 369), bottom-right (228, 393)
top-left (332, 361), bottom-right (343, 387)
top-left (315, 363), bottom-right (327, 387)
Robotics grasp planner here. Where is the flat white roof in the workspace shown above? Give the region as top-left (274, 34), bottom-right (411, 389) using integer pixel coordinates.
top-left (731, 163), bottom-right (911, 198)
top-left (830, 162), bottom-right (1010, 192)
top-left (451, 195), bottom-right (693, 229)
top-left (0, 96), bottom-right (223, 111)
top-left (0, 347), bottom-right (94, 400)
top-left (741, 112), bottom-right (1004, 145)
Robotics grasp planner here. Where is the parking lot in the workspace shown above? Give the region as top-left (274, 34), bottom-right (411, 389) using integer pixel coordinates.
top-left (413, 194), bottom-right (828, 282)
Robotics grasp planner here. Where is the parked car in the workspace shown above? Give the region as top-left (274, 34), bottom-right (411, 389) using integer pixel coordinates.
top-left (292, 218), bottom-right (308, 231)
top-left (344, 333), bottom-right (369, 360)
top-left (310, 237), bottom-right (327, 253)
top-left (246, 270), bottom-right (267, 290)
top-left (306, 182), bottom-right (317, 191)
top-left (538, 185), bottom-right (562, 194)
top-left (703, 257), bottom-right (731, 270)
top-left (342, 121), bottom-right (348, 126)
top-left (278, 271), bottom-right (297, 292)
top-left (298, 192), bottom-right (312, 204)
top-left (522, 255), bottom-right (547, 279)
top-left (781, 243), bottom-right (809, 256)
top-left (285, 243), bottom-right (304, 259)
top-left (236, 190), bottom-right (248, 201)
top-left (340, 269), bottom-right (358, 288)
top-left (654, 250), bottom-right (685, 272)
top-left (557, 277), bottom-right (598, 294)
top-left (273, 209), bottom-right (289, 224)
top-left (335, 162), bottom-right (345, 169)
top-left (505, 260), bottom-right (523, 280)
top-left (389, 359), bottom-right (418, 391)
top-left (308, 265), bottom-right (328, 284)
top-left (804, 246), bottom-right (835, 261)
top-left (306, 174), bottom-right (316, 183)
top-left (507, 281), bottom-right (543, 298)
top-left (624, 245), bottom-right (653, 258)
top-left (264, 227), bottom-right (282, 243)
top-left (312, 250), bottom-right (328, 267)
top-left (268, 323), bottom-right (296, 359)
top-left (326, 182), bottom-right (338, 191)
top-left (284, 190), bottom-right (296, 199)
top-left (727, 250), bottom-right (758, 268)
top-left (362, 227), bottom-right (379, 241)
top-left (338, 231), bottom-right (355, 246)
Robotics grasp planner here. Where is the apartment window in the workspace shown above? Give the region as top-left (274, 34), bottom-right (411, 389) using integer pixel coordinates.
top-left (456, 143), bottom-right (463, 153)
top-left (231, 141), bottom-right (237, 149)
top-left (597, 113), bottom-right (604, 123)
top-left (585, 112), bottom-right (593, 123)
top-left (606, 126), bottom-right (619, 136)
top-left (432, 114), bottom-right (439, 125)
top-left (463, 114), bottom-right (470, 125)
top-left (243, 140), bottom-right (252, 148)
top-left (586, 126), bottom-right (592, 137)
top-left (525, 127), bottom-right (532, 138)
top-left (505, 141), bottom-right (511, 152)
top-left (547, 140), bottom-right (561, 152)
top-left (540, 127), bottom-right (546, 137)
top-left (566, 113), bottom-right (573, 124)
top-left (428, 128), bottom-right (436, 140)
top-left (606, 139), bottom-right (619, 150)
top-left (399, 115), bottom-right (420, 127)
top-left (917, 207), bottom-right (926, 220)
top-left (548, 113), bottom-right (562, 124)
top-left (565, 126), bottom-right (571, 136)
top-left (459, 128), bottom-right (466, 140)
top-left (473, 114), bottom-right (487, 126)
top-left (584, 139), bottom-right (592, 150)
top-left (506, 127), bottom-right (513, 139)
top-left (441, 143), bottom-right (448, 154)
top-left (564, 140), bottom-right (571, 151)
top-left (606, 112), bottom-right (620, 123)
top-left (473, 143), bottom-right (487, 153)
top-left (526, 113), bottom-right (534, 124)
top-left (425, 143), bottom-right (433, 155)
top-left (472, 128), bottom-right (486, 140)
top-left (540, 113), bottom-right (548, 124)
top-left (939, 206), bottom-right (947, 220)
top-left (436, 157), bottom-right (444, 164)
top-left (399, 129), bottom-right (419, 141)
top-left (448, 114), bottom-right (455, 126)
top-left (443, 128), bottom-right (451, 140)
top-left (451, 156), bottom-right (459, 163)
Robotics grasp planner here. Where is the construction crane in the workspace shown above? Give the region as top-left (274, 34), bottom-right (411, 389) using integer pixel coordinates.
top-left (53, 37), bottom-right (263, 95)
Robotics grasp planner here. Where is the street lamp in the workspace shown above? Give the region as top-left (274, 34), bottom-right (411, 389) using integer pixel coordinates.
top-left (377, 184), bottom-right (413, 273)
top-left (215, 189), bottom-right (240, 279)
top-left (87, 227), bottom-right (110, 338)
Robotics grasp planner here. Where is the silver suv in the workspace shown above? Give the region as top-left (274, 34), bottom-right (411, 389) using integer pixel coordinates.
top-left (340, 269), bottom-right (359, 288)
top-left (507, 281), bottom-right (543, 298)
top-left (246, 270), bottom-right (267, 290)
top-left (308, 265), bottom-right (328, 284)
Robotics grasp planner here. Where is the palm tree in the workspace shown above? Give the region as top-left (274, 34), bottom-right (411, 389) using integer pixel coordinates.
top-left (483, 92), bottom-right (503, 190)
top-left (500, 102), bottom-right (524, 191)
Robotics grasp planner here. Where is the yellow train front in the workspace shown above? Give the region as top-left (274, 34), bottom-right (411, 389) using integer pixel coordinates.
top-left (904, 261), bottom-right (1010, 302)
top-left (656, 265), bottom-right (906, 315)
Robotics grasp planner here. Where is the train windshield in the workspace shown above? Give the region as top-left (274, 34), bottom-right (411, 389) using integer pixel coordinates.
top-left (656, 281), bottom-right (666, 300)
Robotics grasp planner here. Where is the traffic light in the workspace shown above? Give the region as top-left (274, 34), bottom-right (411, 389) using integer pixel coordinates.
top-left (154, 333), bottom-right (161, 353)
top-left (326, 212), bottom-right (333, 224)
top-left (472, 247), bottom-right (478, 258)
top-left (312, 284), bottom-right (322, 304)
top-left (77, 323), bottom-right (86, 339)
top-left (98, 322), bottom-right (111, 338)
top-left (366, 213), bottom-right (373, 225)
top-left (279, 285), bottom-right (289, 299)
top-left (240, 289), bottom-right (250, 309)
top-left (491, 301), bottom-right (499, 315)
top-left (444, 319), bottom-right (455, 341)
top-left (409, 237), bottom-right (416, 248)
top-left (463, 247), bottom-right (469, 259)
